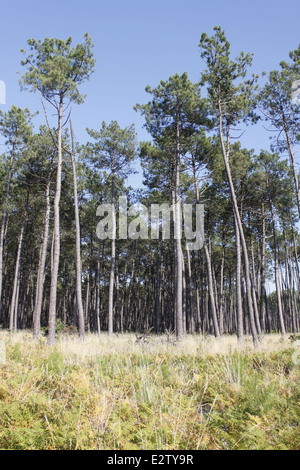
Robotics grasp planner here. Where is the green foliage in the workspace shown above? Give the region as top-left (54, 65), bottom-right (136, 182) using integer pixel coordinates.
top-left (11, 343), bottom-right (22, 362)
top-left (42, 348), bottom-right (64, 375)
top-left (0, 105), bottom-right (34, 147)
top-left (85, 120), bottom-right (138, 180)
top-left (20, 34), bottom-right (95, 105)
top-left (0, 334), bottom-right (299, 450)
top-left (41, 319), bottom-right (67, 338)
top-left (199, 26), bottom-right (258, 125)
top-left (135, 72), bottom-right (209, 152)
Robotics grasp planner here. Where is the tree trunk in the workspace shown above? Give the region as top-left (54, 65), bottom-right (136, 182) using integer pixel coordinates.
top-left (218, 102), bottom-right (259, 349)
top-left (155, 243), bottom-right (161, 334)
top-left (269, 195), bottom-right (286, 337)
top-left (70, 120), bottom-right (85, 340)
top-left (204, 242), bottom-right (220, 338)
top-left (0, 151), bottom-right (14, 321)
top-left (95, 240), bottom-right (102, 337)
top-left (186, 242), bottom-right (194, 334)
top-left (234, 216), bottom-right (244, 343)
top-left (260, 203), bottom-right (267, 332)
top-left (33, 175), bottom-right (51, 339)
top-left (48, 97), bottom-right (63, 346)
top-left (108, 172), bottom-right (116, 337)
top-left (174, 120), bottom-right (183, 340)
top-left (9, 192), bottom-right (29, 331)
top-left (219, 235), bottom-right (225, 335)
top-left (192, 169), bottom-right (220, 338)
top-left (282, 111), bottom-right (300, 219)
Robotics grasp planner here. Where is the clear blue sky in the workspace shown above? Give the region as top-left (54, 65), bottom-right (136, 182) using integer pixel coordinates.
top-left (0, 0), bottom-right (299, 188)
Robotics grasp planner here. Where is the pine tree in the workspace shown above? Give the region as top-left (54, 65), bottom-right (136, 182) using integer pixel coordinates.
top-left (20, 34), bottom-right (95, 345)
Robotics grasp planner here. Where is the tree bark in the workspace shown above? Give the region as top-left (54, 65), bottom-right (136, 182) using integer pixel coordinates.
top-left (234, 217), bottom-right (244, 343)
top-left (218, 101), bottom-right (259, 349)
top-left (9, 192), bottom-right (29, 331)
top-left (48, 97), bottom-right (63, 346)
top-left (174, 118), bottom-right (184, 340)
top-left (33, 174), bottom-right (51, 339)
top-left (70, 120), bottom-right (85, 340)
top-left (282, 110), bottom-right (300, 219)
top-left (108, 171), bottom-right (116, 337)
top-left (269, 194), bottom-right (286, 337)
top-left (192, 172), bottom-right (220, 338)
top-left (260, 203), bottom-right (267, 332)
top-left (0, 150), bottom-right (14, 321)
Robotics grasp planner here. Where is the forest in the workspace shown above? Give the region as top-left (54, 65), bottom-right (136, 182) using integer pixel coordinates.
top-left (0, 23), bottom-right (299, 451)
top-left (0, 27), bottom-right (299, 348)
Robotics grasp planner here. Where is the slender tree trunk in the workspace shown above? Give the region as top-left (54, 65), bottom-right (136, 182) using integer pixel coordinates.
top-left (70, 120), bottom-right (85, 340)
top-left (192, 169), bottom-right (220, 338)
top-left (249, 215), bottom-right (262, 337)
top-left (204, 242), bottom-right (220, 338)
top-left (219, 235), bottom-right (225, 336)
top-left (155, 243), bottom-right (161, 334)
top-left (0, 150), bottom-right (14, 321)
top-left (282, 111), bottom-right (300, 219)
top-left (234, 216), bottom-right (244, 343)
top-left (95, 240), bottom-right (101, 337)
top-left (85, 272), bottom-right (91, 333)
top-left (48, 97), bottom-right (63, 346)
top-left (115, 250), bottom-right (120, 332)
top-left (174, 119), bottom-right (183, 340)
top-left (218, 102), bottom-right (259, 349)
top-left (290, 210), bottom-right (300, 291)
top-left (182, 249), bottom-right (187, 334)
top-left (120, 261), bottom-right (127, 334)
top-left (269, 195), bottom-right (286, 337)
top-left (33, 173), bottom-right (51, 339)
top-left (260, 203), bottom-right (267, 332)
top-left (108, 172), bottom-right (116, 337)
top-left (186, 242), bottom-right (194, 334)
top-left (9, 192), bottom-right (29, 331)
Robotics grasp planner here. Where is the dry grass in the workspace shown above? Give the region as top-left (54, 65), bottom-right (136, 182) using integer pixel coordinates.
top-left (0, 330), bottom-right (290, 362)
top-left (0, 330), bottom-right (299, 450)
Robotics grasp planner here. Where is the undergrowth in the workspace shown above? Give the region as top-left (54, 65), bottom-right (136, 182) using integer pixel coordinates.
top-left (0, 331), bottom-right (299, 450)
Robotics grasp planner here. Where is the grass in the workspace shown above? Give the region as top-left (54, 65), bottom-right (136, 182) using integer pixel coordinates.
top-left (0, 330), bottom-right (299, 450)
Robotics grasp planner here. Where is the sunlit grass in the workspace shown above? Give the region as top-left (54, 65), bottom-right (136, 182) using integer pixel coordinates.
top-left (0, 330), bottom-right (299, 450)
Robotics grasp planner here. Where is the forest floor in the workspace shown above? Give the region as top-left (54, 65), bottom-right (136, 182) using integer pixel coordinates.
top-left (0, 330), bottom-right (299, 450)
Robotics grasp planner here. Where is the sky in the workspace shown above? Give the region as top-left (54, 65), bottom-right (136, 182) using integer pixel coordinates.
top-left (0, 0), bottom-right (299, 191)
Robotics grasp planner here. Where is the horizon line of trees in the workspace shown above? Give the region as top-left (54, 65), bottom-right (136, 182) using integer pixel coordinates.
top-left (0, 27), bottom-right (299, 348)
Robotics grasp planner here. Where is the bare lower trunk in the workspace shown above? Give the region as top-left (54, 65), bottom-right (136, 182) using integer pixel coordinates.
top-left (186, 243), bottom-right (194, 334)
top-left (218, 103), bottom-right (259, 349)
top-left (33, 175), bottom-right (51, 339)
top-left (174, 119), bottom-right (183, 340)
top-left (219, 237), bottom-right (225, 335)
top-left (204, 241), bottom-right (220, 338)
top-left (155, 244), bottom-right (161, 334)
top-left (192, 172), bottom-right (220, 338)
top-left (108, 173), bottom-right (116, 337)
top-left (95, 241), bottom-right (101, 337)
top-left (9, 192), bottom-right (29, 331)
top-left (235, 217), bottom-right (244, 344)
top-left (260, 203), bottom-right (267, 332)
top-left (0, 151), bottom-right (14, 321)
top-left (269, 196), bottom-right (286, 337)
top-left (70, 120), bottom-right (85, 340)
top-left (48, 98), bottom-right (63, 346)
top-left (282, 112), bottom-right (300, 219)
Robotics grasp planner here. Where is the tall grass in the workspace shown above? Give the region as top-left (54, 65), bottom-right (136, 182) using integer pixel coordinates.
top-left (0, 331), bottom-right (299, 450)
